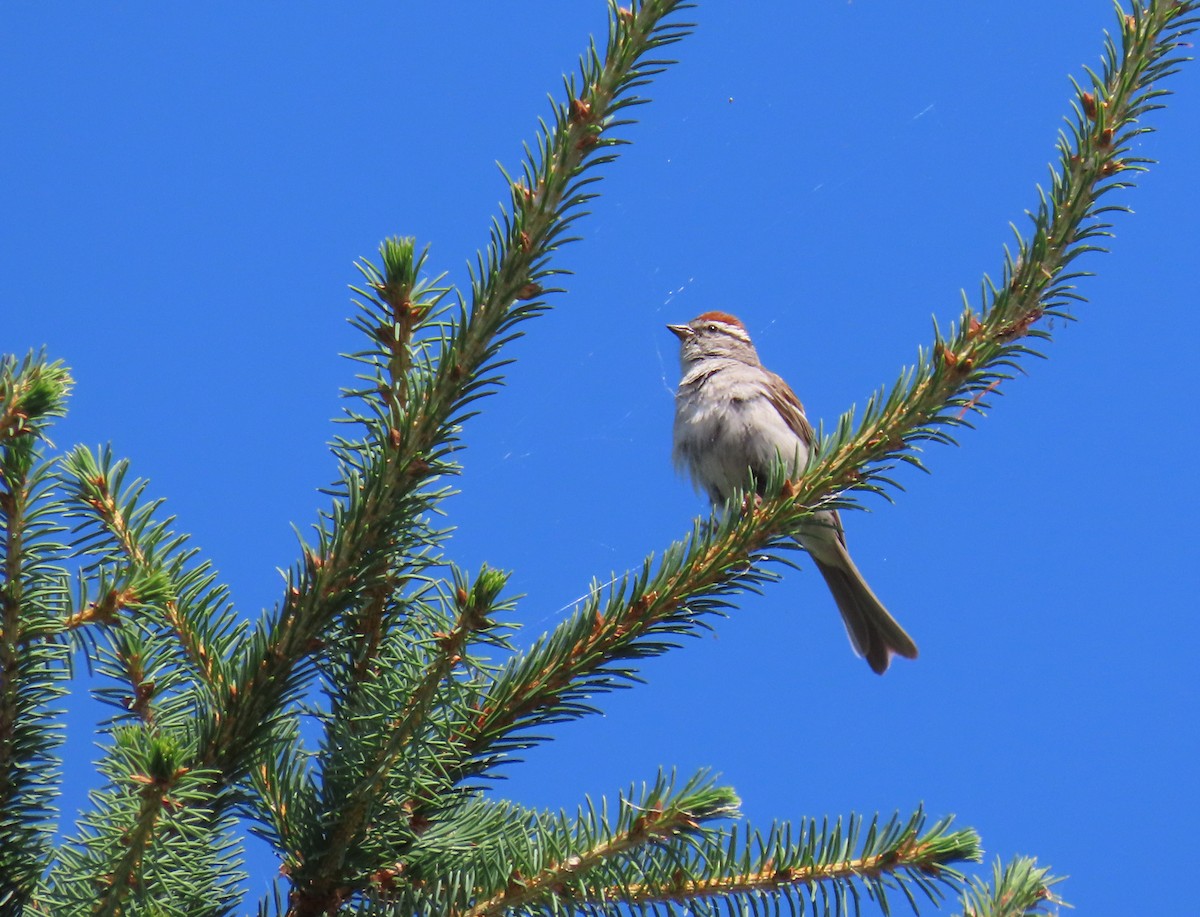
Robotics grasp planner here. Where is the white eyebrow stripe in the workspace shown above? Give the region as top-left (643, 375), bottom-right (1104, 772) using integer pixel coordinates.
top-left (719, 324), bottom-right (751, 343)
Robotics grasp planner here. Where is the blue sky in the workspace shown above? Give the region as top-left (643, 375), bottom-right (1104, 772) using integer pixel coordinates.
top-left (3, 2), bottom-right (1198, 913)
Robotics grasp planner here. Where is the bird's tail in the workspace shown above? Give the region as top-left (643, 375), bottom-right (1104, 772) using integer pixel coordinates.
top-left (811, 548), bottom-right (918, 675)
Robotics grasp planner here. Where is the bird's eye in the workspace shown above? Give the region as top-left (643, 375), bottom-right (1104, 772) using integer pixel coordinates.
top-left (706, 323), bottom-right (719, 332)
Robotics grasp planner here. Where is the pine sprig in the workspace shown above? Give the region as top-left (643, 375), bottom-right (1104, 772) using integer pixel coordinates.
top-left (245, 715), bottom-right (318, 881)
top-left (39, 446), bottom-right (249, 911)
top-left (46, 728), bottom-right (242, 917)
top-left (427, 512), bottom-right (781, 794)
top-left (88, 731), bottom-right (195, 917)
top-left (458, 770), bottom-right (741, 917)
top-left (0, 353), bottom-right (71, 900)
top-left (468, 0), bottom-right (693, 321)
top-left (957, 857), bottom-right (1065, 917)
top-left (0, 351), bottom-right (72, 444)
top-left (60, 445), bottom-right (241, 692)
top-left (406, 802), bottom-right (978, 917)
top-left (58, 445), bottom-right (243, 740)
top-left (286, 567), bottom-right (515, 911)
top-left (599, 810), bottom-right (980, 917)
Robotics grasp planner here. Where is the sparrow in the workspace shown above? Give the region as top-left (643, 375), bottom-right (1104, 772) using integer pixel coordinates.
top-left (669, 311), bottom-right (918, 674)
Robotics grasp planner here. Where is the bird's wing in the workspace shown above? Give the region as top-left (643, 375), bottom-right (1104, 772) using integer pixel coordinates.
top-left (764, 370), bottom-right (850, 547)
top-left (762, 370), bottom-right (815, 446)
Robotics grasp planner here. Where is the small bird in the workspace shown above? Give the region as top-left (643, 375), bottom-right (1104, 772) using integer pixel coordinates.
top-left (668, 311), bottom-right (918, 674)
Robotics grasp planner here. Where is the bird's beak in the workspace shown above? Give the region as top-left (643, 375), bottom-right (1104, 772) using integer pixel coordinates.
top-left (666, 323), bottom-right (692, 340)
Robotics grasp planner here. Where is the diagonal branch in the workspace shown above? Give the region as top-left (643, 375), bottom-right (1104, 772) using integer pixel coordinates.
top-left (402, 0), bottom-right (1199, 805)
top-left (60, 447), bottom-right (223, 687)
top-left (199, 0), bottom-right (695, 804)
top-left (611, 811), bottom-right (980, 916)
top-left (458, 771), bottom-right (741, 917)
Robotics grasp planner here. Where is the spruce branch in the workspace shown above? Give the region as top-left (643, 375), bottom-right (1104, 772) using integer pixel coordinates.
top-left (402, 0), bottom-right (1198, 791)
top-left (597, 810), bottom-right (980, 917)
top-left (467, 0), bottom-right (692, 319)
top-left (196, 0), bottom-right (694, 794)
top-left (0, 352), bottom-right (72, 445)
top-left (40, 445), bottom-right (249, 910)
top-left (458, 770), bottom-right (741, 917)
top-left (176, 0), bottom-right (704, 864)
top-left (0, 354), bottom-right (71, 899)
top-left (803, 0), bottom-right (1199, 517)
top-left (349, 798), bottom-right (554, 913)
top-left (87, 731), bottom-right (190, 917)
top-left (348, 236), bottom-right (451, 431)
top-left (287, 567), bottom-right (514, 913)
top-left (46, 728), bottom-right (243, 916)
top-left (437, 804), bottom-right (978, 917)
top-left (246, 715), bottom-right (318, 886)
top-left (0, 1), bottom-right (1191, 912)
top-left (270, 0), bottom-right (699, 875)
top-left (60, 445), bottom-right (239, 693)
top-left (957, 857), bottom-right (1065, 917)
top-left (425, 514), bottom-right (775, 794)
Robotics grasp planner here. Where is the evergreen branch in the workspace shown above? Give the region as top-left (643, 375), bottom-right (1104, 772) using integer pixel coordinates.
top-left (455, 770), bottom-right (740, 917)
top-left (46, 448), bottom-right (250, 911)
top-left (0, 352), bottom-right (72, 446)
top-left (405, 0), bottom-right (1198, 793)
top-left (201, 467), bottom-right (445, 778)
top-left (440, 804), bottom-right (977, 917)
top-left (247, 716), bottom-right (315, 866)
top-left (801, 0), bottom-right (1200, 515)
top-left (600, 811), bottom-right (979, 917)
top-left (350, 798), bottom-right (550, 912)
top-left (345, 578), bottom-right (396, 689)
top-left (300, 785), bottom-right (735, 913)
top-left (349, 237), bottom-right (448, 423)
top-left (88, 734), bottom-right (185, 917)
top-left (197, 239), bottom-right (457, 785)
top-left (197, 0), bottom-right (693, 789)
top-left (44, 728), bottom-right (243, 916)
top-left (1, 2), bottom-right (1183, 909)
top-left (442, 518), bottom-right (769, 786)
top-left (957, 857), bottom-right (1065, 917)
top-left (60, 446), bottom-right (235, 689)
top-left (91, 621), bottom-right (204, 734)
top-left (465, 0), bottom-right (692, 320)
top-left (0, 354), bottom-right (71, 903)
top-left (287, 568), bottom-right (512, 916)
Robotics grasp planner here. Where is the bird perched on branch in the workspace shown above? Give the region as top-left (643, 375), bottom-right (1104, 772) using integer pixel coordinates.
top-left (668, 311), bottom-right (918, 674)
